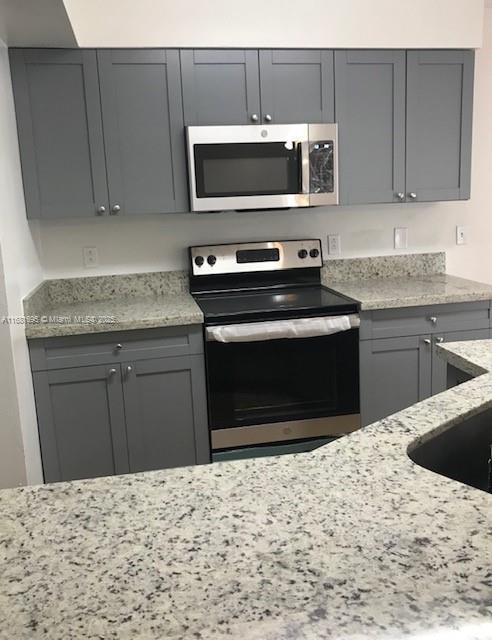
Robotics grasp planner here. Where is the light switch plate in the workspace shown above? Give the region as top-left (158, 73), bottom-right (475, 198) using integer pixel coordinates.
top-left (83, 246), bottom-right (99, 268)
top-left (394, 227), bottom-right (408, 250)
top-left (456, 225), bottom-right (467, 245)
top-left (327, 234), bottom-right (341, 256)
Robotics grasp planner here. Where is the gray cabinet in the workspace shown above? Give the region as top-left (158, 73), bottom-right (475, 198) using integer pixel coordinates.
top-left (123, 355), bottom-right (209, 472)
top-left (33, 365), bottom-right (129, 482)
top-left (98, 49), bottom-right (187, 215)
top-left (335, 49), bottom-right (474, 204)
top-left (335, 50), bottom-right (406, 204)
top-left (10, 49), bottom-right (108, 219)
top-left (406, 50), bottom-right (474, 202)
top-left (431, 328), bottom-right (489, 395)
top-left (359, 303), bottom-right (491, 426)
top-left (259, 50), bottom-right (334, 124)
top-left (181, 49), bottom-right (260, 125)
top-left (30, 327), bottom-right (210, 483)
top-left (360, 335), bottom-right (432, 426)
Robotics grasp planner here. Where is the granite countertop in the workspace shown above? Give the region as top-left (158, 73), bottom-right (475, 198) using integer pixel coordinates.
top-left (1, 340), bottom-right (491, 638)
top-left (328, 273), bottom-right (492, 311)
top-left (23, 271), bottom-right (203, 339)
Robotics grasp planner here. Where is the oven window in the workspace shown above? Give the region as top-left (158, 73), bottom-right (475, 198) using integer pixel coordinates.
top-left (194, 142), bottom-right (301, 198)
top-left (206, 329), bottom-right (359, 429)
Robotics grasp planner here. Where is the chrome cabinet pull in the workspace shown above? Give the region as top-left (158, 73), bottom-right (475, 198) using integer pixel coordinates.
top-left (428, 316), bottom-right (438, 324)
top-left (115, 343), bottom-right (123, 351)
top-left (408, 192), bottom-right (417, 200)
top-left (125, 365), bottom-right (133, 377)
top-left (423, 338), bottom-right (431, 345)
top-left (108, 368), bottom-right (117, 377)
top-left (264, 114), bottom-right (272, 122)
top-left (110, 204), bottom-right (121, 215)
top-left (96, 205), bottom-right (106, 215)
top-left (250, 113), bottom-right (259, 122)
top-left (396, 192), bottom-right (405, 201)
top-left (435, 337), bottom-right (444, 344)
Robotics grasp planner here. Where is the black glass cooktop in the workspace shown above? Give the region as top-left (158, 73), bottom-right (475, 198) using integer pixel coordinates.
top-left (194, 285), bottom-right (358, 324)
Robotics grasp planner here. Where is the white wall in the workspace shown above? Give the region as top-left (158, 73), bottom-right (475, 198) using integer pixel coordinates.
top-left (38, 9), bottom-right (492, 286)
top-left (0, 39), bottom-right (44, 486)
top-left (63, 0), bottom-right (484, 49)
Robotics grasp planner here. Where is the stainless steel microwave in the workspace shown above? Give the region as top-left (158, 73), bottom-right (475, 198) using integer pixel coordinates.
top-left (186, 123), bottom-right (338, 212)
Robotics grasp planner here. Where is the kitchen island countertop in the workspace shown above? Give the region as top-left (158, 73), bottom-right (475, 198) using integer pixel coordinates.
top-left (1, 339), bottom-right (491, 638)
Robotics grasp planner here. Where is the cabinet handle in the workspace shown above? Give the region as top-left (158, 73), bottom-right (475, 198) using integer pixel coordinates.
top-left (423, 339), bottom-right (431, 345)
top-left (108, 368), bottom-right (117, 377)
top-left (110, 204), bottom-right (121, 215)
top-left (396, 192), bottom-right (405, 201)
top-left (250, 113), bottom-right (259, 122)
top-left (264, 114), bottom-right (272, 122)
top-left (408, 192), bottom-right (417, 200)
top-left (96, 205), bottom-right (106, 215)
top-left (435, 337), bottom-right (444, 344)
top-left (428, 316), bottom-right (438, 325)
top-left (115, 343), bottom-right (123, 351)
top-left (125, 365), bottom-right (133, 377)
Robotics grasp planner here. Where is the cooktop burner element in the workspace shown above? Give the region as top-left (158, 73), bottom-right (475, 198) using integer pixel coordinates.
top-left (189, 239), bottom-right (358, 323)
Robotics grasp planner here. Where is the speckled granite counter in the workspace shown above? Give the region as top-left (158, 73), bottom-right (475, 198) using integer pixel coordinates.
top-left (321, 253), bottom-right (492, 310)
top-left (23, 271), bottom-right (203, 338)
top-left (1, 340), bottom-right (491, 638)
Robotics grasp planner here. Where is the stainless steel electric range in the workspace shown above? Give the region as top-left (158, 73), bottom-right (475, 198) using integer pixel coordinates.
top-left (189, 239), bottom-right (360, 462)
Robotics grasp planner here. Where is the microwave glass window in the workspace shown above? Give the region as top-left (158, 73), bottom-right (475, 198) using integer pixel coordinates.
top-left (194, 142), bottom-right (301, 198)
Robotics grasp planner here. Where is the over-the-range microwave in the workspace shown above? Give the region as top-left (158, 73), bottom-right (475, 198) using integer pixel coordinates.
top-left (185, 123), bottom-right (338, 212)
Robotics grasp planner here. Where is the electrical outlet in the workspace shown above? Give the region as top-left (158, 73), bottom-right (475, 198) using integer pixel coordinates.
top-left (456, 225), bottom-right (467, 245)
top-left (327, 234), bottom-right (341, 256)
top-left (83, 246), bottom-right (99, 268)
top-left (394, 227), bottom-right (408, 250)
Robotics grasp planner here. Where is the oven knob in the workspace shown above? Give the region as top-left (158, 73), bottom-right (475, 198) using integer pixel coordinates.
top-left (298, 249), bottom-right (308, 259)
top-left (309, 248), bottom-right (320, 258)
top-left (194, 256), bottom-right (205, 267)
top-left (207, 255), bottom-right (217, 266)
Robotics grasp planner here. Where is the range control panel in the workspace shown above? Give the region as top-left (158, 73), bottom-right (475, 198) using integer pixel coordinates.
top-left (190, 239), bottom-right (323, 276)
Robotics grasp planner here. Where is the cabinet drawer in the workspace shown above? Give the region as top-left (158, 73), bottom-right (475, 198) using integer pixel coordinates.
top-left (29, 325), bottom-right (204, 371)
top-left (360, 301), bottom-right (491, 340)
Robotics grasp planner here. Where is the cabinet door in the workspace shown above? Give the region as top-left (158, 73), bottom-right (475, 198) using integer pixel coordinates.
top-left (122, 355), bottom-right (209, 473)
top-left (406, 50), bottom-right (474, 202)
top-left (98, 50), bottom-right (188, 215)
top-left (259, 50), bottom-right (334, 124)
top-left (360, 335), bottom-right (431, 426)
top-left (181, 49), bottom-right (260, 125)
top-left (32, 365), bottom-right (128, 482)
top-left (431, 328), bottom-right (490, 395)
top-left (335, 50), bottom-right (406, 205)
top-left (9, 49), bottom-right (108, 219)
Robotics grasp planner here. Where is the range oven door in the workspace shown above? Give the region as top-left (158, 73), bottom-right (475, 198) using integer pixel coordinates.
top-left (186, 123), bottom-right (338, 212)
top-left (205, 326), bottom-right (360, 450)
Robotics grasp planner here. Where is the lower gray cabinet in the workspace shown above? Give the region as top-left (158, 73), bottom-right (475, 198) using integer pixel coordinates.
top-left (30, 327), bottom-right (210, 483)
top-left (360, 335), bottom-right (432, 426)
top-left (33, 365), bottom-right (129, 483)
top-left (123, 355), bottom-right (209, 473)
top-left (431, 329), bottom-right (490, 395)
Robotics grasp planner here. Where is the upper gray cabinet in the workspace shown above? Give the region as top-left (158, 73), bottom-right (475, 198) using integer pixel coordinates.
top-left (335, 49), bottom-right (474, 205)
top-left (181, 49), bottom-right (261, 125)
top-left (335, 50), bottom-right (406, 205)
top-left (98, 49), bottom-right (188, 215)
top-left (259, 50), bottom-right (334, 124)
top-left (406, 50), bottom-right (474, 202)
top-left (10, 49), bottom-right (109, 219)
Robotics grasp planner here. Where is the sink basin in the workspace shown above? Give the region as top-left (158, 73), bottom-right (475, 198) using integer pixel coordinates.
top-left (409, 408), bottom-right (492, 493)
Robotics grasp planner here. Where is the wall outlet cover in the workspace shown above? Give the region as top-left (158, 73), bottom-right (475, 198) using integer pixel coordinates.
top-left (327, 234), bottom-right (341, 256)
top-left (394, 227), bottom-right (408, 250)
top-left (83, 246), bottom-right (99, 268)
top-left (456, 225), bottom-right (467, 245)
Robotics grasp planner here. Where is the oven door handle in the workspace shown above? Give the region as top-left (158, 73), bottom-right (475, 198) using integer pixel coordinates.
top-left (206, 314), bottom-right (360, 343)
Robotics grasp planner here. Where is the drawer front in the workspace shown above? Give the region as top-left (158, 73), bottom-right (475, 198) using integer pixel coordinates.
top-left (29, 325), bottom-right (204, 371)
top-left (360, 301), bottom-right (491, 341)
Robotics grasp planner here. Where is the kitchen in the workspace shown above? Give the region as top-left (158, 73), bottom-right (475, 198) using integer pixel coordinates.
top-left (0, 0), bottom-right (491, 638)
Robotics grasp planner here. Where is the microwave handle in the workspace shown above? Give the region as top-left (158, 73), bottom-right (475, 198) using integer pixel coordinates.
top-left (300, 140), bottom-right (310, 195)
